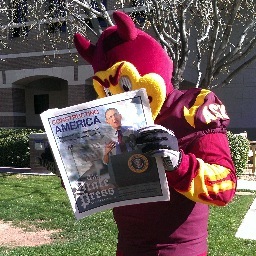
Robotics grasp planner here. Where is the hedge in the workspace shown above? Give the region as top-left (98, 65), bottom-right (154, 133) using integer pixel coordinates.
top-left (0, 128), bottom-right (43, 167)
top-left (227, 131), bottom-right (250, 176)
top-left (0, 129), bottom-right (250, 176)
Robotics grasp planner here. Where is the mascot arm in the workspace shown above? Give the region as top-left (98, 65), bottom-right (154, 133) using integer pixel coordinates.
top-left (166, 132), bottom-right (236, 206)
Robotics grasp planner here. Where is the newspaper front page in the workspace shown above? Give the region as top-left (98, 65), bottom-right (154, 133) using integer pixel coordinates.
top-left (41, 89), bottom-right (170, 220)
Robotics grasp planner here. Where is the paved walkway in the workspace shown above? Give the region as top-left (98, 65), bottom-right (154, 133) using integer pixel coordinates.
top-left (0, 167), bottom-right (54, 175)
top-left (235, 198), bottom-right (256, 240)
top-left (237, 179), bottom-right (256, 191)
top-left (235, 178), bottom-right (256, 240)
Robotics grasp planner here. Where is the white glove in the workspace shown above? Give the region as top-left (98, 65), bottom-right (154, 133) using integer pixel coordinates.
top-left (136, 125), bottom-right (182, 171)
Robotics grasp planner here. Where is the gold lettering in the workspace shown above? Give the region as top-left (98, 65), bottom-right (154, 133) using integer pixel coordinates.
top-left (184, 89), bottom-right (211, 128)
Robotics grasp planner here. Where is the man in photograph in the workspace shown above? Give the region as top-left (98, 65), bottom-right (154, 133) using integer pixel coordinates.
top-left (103, 108), bottom-right (135, 164)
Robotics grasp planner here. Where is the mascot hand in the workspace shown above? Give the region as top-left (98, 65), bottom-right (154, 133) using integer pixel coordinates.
top-left (136, 125), bottom-right (182, 171)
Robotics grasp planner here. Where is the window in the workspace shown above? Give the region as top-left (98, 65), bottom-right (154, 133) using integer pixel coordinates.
top-left (131, 0), bottom-right (146, 26)
top-left (94, 0), bottom-right (107, 27)
top-left (34, 94), bottom-right (49, 115)
top-left (47, 0), bottom-right (67, 33)
top-left (85, 0), bottom-right (107, 29)
top-left (11, 0), bottom-right (29, 37)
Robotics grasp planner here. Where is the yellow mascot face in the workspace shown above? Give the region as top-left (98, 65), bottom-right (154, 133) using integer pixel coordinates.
top-left (93, 61), bottom-right (166, 120)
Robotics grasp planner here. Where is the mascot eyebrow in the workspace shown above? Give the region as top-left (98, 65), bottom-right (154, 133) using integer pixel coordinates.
top-left (92, 62), bottom-right (124, 88)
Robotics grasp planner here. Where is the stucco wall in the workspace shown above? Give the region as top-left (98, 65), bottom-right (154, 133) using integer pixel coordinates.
top-left (213, 66), bottom-right (256, 140)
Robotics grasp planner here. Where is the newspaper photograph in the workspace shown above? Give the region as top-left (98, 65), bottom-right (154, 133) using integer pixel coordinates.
top-left (40, 89), bottom-right (170, 220)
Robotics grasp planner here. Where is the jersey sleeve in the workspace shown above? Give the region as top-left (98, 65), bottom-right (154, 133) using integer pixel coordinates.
top-left (166, 132), bottom-right (236, 206)
top-left (165, 89), bottom-right (237, 206)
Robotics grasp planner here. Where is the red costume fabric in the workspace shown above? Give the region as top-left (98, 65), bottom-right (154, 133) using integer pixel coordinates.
top-left (114, 89), bottom-right (236, 256)
top-left (73, 11), bottom-right (237, 256)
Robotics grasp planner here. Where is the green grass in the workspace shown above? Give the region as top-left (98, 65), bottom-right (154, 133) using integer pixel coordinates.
top-left (208, 192), bottom-right (256, 256)
top-left (0, 174), bottom-right (117, 256)
top-left (0, 174), bottom-right (255, 256)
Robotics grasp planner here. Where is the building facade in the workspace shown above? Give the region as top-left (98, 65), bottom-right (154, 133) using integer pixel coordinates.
top-left (213, 65), bottom-right (256, 140)
top-left (0, 1), bottom-right (255, 139)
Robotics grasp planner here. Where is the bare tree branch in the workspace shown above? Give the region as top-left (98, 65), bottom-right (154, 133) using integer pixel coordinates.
top-left (0, 0), bottom-right (255, 90)
top-left (200, 0), bottom-right (219, 87)
top-left (214, 37), bottom-right (256, 78)
top-left (215, 55), bottom-right (256, 88)
top-left (68, 10), bottom-right (98, 36)
top-left (215, 0), bottom-right (242, 63)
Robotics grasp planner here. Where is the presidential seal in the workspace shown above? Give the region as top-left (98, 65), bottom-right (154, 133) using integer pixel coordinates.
top-left (128, 154), bottom-right (149, 173)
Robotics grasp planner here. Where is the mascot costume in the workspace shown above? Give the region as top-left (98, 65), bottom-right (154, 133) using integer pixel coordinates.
top-left (74, 11), bottom-right (236, 256)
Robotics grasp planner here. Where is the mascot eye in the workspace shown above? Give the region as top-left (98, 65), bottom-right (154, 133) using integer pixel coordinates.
top-left (104, 88), bottom-right (112, 97)
top-left (120, 76), bottom-right (132, 91)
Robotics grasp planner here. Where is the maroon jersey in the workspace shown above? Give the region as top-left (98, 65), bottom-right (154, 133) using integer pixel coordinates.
top-left (114, 88), bottom-right (236, 256)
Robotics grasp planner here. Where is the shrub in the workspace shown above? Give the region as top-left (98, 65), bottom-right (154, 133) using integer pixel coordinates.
top-left (0, 128), bottom-right (43, 167)
top-left (227, 131), bottom-right (250, 176)
top-left (0, 128), bottom-right (251, 173)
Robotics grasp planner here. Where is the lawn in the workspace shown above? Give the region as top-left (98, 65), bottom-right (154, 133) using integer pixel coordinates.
top-left (0, 174), bottom-right (255, 256)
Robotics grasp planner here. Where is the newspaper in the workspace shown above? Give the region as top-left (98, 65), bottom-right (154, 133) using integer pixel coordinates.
top-left (41, 89), bottom-right (170, 220)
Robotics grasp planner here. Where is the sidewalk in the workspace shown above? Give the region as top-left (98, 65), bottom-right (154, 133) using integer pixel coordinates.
top-left (0, 167), bottom-right (54, 176)
top-left (235, 198), bottom-right (256, 240)
top-left (237, 179), bottom-right (256, 190)
top-left (235, 177), bottom-right (256, 240)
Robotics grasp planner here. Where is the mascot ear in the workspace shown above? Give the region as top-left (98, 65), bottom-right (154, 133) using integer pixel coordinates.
top-left (73, 33), bottom-right (96, 64)
top-left (113, 11), bottom-right (137, 41)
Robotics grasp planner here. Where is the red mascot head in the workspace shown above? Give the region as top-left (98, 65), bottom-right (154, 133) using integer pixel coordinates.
top-left (74, 11), bottom-right (174, 120)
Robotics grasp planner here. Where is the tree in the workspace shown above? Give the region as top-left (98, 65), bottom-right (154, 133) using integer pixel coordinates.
top-left (0, 0), bottom-right (255, 89)
top-left (145, 0), bottom-right (256, 89)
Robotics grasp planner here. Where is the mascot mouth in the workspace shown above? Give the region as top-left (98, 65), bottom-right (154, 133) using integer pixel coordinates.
top-left (92, 61), bottom-right (166, 120)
